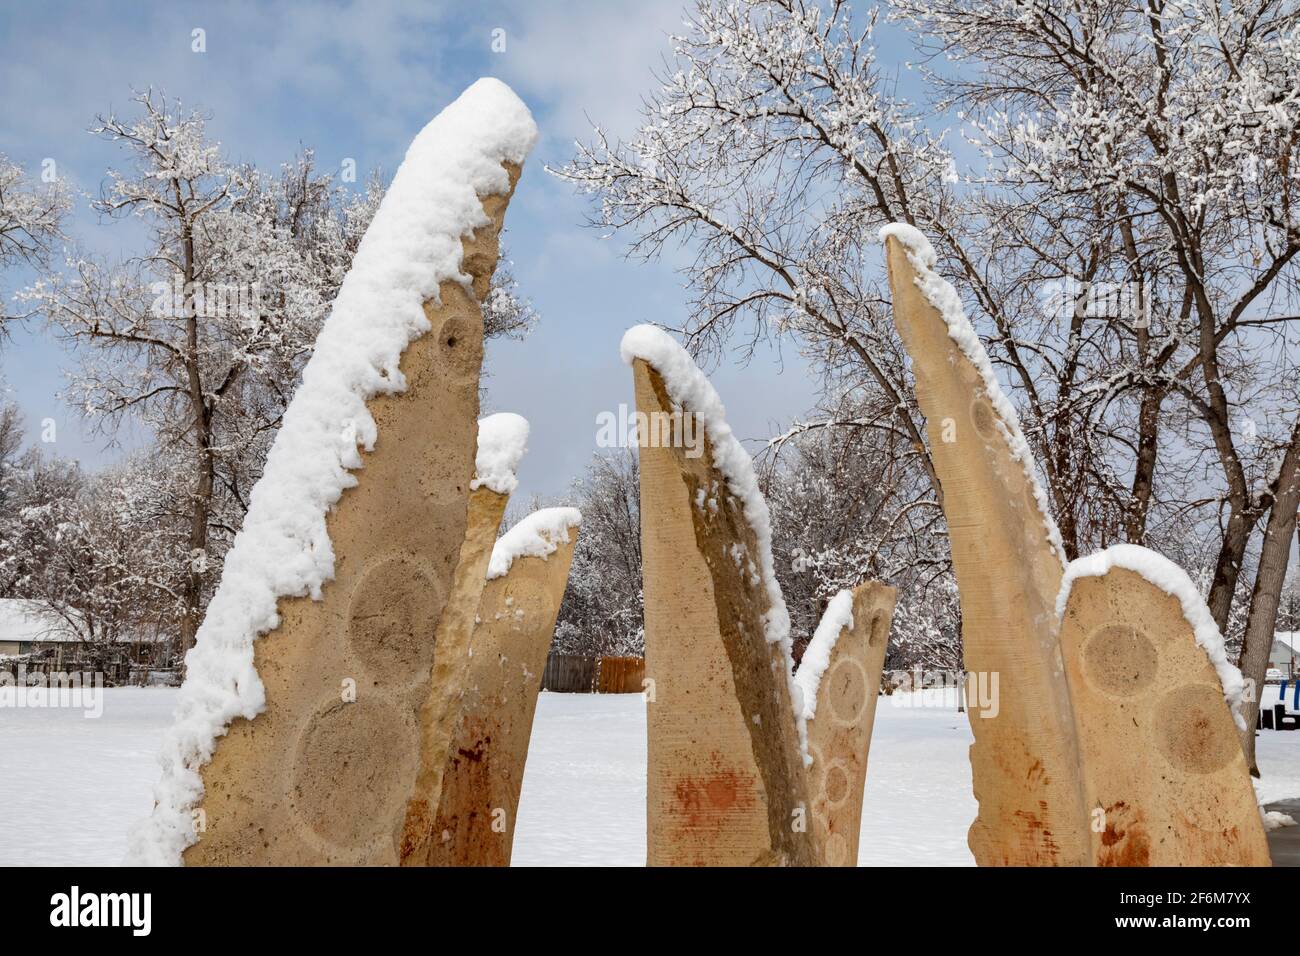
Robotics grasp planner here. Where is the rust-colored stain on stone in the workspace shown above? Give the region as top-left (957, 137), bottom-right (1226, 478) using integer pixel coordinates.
top-left (456, 735), bottom-right (490, 765)
top-left (1010, 801), bottom-right (1061, 863)
top-left (1098, 802), bottom-right (1151, 867)
top-left (398, 799), bottom-right (431, 865)
top-left (424, 528), bottom-right (576, 867)
top-left (670, 755), bottom-right (758, 833)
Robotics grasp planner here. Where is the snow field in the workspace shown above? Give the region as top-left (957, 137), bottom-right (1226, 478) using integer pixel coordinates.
top-left (6, 686), bottom-right (1296, 866)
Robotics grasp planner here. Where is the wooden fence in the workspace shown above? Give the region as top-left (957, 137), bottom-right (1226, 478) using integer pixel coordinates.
top-left (0, 654), bottom-right (133, 686)
top-left (541, 653), bottom-right (645, 694)
top-left (4, 648), bottom-right (643, 694)
top-left (542, 653), bottom-right (596, 692)
top-left (597, 656), bottom-right (645, 694)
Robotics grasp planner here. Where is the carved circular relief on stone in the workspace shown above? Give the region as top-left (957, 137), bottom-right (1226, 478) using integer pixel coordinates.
top-left (970, 399), bottom-right (997, 439)
top-left (1154, 684), bottom-right (1238, 775)
top-left (418, 454), bottom-right (472, 502)
top-left (822, 761), bottom-right (851, 808)
top-left (347, 554), bottom-right (442, 688)
top-left (826, 657), bottom-right (868, 726)
top-left (1082, 623), bottom-right (1158, 696)
top-left (824, 831), bottom-right (850, 866)
top-left (288, 695), bottom-right (416, 858)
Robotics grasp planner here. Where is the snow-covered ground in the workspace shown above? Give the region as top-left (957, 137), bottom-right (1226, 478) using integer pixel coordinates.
top-left (1, 687), bottom-right (1297, 866)
top-left (0, 688), bottom-right (177, 867)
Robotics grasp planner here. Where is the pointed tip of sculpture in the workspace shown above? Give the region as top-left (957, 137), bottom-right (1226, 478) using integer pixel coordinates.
top-left (418, 77), bottom-right (540, 168)
top-left (461, 75), bottom-right (537, 124)
top-left (619, 323), bottom-right (679, 367)
top-left (879, 222), bottom-right (937, 267)
top-left (879, 220), bottom-right (1069, 569)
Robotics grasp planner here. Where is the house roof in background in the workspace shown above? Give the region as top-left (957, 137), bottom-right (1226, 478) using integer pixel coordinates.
top-left (0, 599), bottom-right (81, 644)
top-left (0, 599), bottom-right (168, 646)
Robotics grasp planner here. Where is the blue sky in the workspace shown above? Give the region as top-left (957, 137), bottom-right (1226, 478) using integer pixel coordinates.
top-left (0, 0), bottom-right (837, 502)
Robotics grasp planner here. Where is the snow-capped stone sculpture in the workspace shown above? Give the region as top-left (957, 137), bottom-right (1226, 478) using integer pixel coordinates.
top-left (882, 225), bottom-right (1268, 867)
top-left (882, 225), bottom-right (1088, 866)
top-left (1057, 547), bottom-right (1269, 866)
top-left (797, 582), bottom-right (895, 866)
top-left (126, 79), bottom-right (538, 866)
top-left (624, 325), bottom-right (819, 867)
top-left (424, 507), bottom-right (581, 866)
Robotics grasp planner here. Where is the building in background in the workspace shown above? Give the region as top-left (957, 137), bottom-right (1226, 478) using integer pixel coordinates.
top-left (1272, 633), bottom-right (1298, 679)
top-left (0, 599), bottom-right (79, 658)
top-left (0, 598), bottom-right (172, 682)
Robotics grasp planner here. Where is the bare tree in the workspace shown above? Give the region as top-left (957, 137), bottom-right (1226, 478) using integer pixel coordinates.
top-left (0, 450), bottom-right (189, 652)
top-left (0, 154), bottom-right (70, 332)
top-left (0, 398), bottom-right (30, 596)
top-left (26, 92), bottom-right (323, 652)
top-left (558, 1), bottom-right (1300, 748)
top-left (553, 450), bottom-right (645, 656)
top-left (896, 0), bottom-right (1300, 766)
top-left (1238, 420), bottom-right (1300, 771)
top-left (760, 399), bottom-right (949, 660)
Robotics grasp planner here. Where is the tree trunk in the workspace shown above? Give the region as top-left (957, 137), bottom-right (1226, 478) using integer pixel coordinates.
top-left (1206, 501), bottom-right (1258, 633)
top-left (181, 427), bottom-right (214, 657)
top-left (1188, 266), bottom-right (1257, 633)
top-left (178, 217), bottom-right (212, 661)
top-left (1126, 386), bottom-right (1164, 542)
top-left (1050, 426), bottom-right (1080, 561)
top-left (1118, 208), bottom-right (1162, 545)
top-left (1237, 422), bottom-right (1300, 775)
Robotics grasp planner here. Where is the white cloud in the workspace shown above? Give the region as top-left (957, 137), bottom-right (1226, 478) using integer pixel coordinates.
top-left (489, 0), bottom-right (686, 146)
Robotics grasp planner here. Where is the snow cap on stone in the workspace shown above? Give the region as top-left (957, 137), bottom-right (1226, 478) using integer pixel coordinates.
top-left (487, 507), bottom-right (582, 581)
top-left (794, 589), bottom-right (856, 721)
top-left (473, 412), bottom-right (529, 495)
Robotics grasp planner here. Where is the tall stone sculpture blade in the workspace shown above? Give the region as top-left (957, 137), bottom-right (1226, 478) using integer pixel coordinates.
top-left (796, 583), bottom-right (895, 866)
top-left (624, 325), bottom-right (819, 867)
top-left (883, 225), bottom-right (1265, 868)
top-left (426, 507), bottom-right (581, 866)
top-left (125, 80), bottom-right (538, 866)
top-left (399, 413), bottom-right (529, 865)
top-left (881, 226), bottom-right (1088, 866)
top-left (1057, 547), bottom-right (1269, 866)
